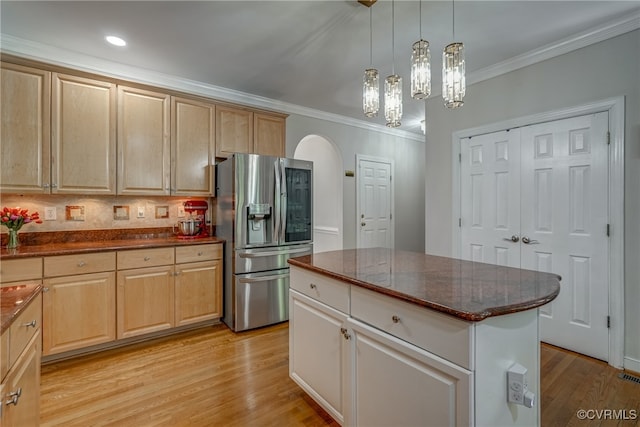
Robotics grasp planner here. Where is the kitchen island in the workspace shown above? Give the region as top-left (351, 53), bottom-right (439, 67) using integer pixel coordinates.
top-left (288, 248), bottom-right (560, 427)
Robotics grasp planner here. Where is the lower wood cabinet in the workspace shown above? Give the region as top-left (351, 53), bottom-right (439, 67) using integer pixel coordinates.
top-left (42, 251), bottom-right (117, 356)
top-left (22, 243), bottom-right (222, 359)
top-left (175, 259), bottom-right (222, 326)
top-left (1, 293), bottom-right (42, 427)
top-left (117, 265), bottom-right (175, 339)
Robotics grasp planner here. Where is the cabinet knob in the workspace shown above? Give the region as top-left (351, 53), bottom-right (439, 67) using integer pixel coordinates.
top-left (340, 327), bottom-right (351, 340)
top-left (144, 256), bottom-right (151, 261)
top-left (77, 261), bottom-right (86, 267)
top-left (197, 252), bottom-right (203, 256)
top-left (43, 287), bottom-right (50, 293)
top-left (392, 315), bottom-right (401, 323)
top-left (23, 320), bottom-right (37, 328)
top-left (309, 283), bottom-right (317, 289)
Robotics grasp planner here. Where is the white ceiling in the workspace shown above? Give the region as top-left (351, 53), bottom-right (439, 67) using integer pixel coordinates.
top-left (1, 1), bottom-right (639, 136)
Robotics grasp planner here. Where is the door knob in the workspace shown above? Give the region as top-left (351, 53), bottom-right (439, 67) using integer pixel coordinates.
top-left (361, 222), bottom-right (366, 226)
top-left (503, 235), bottom-right (520, 242)
top-left (522, 236), bottom-right (539, 244)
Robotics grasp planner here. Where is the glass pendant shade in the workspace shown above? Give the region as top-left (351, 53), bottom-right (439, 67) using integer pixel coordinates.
top-left (442, 42), bottom-right (466, 108)
top-left (410, 39), bottom-right (431, 99)
top-left (384, 74), bottom-right (402, 128)
top-left (363, 68), bottom-right (380, 117)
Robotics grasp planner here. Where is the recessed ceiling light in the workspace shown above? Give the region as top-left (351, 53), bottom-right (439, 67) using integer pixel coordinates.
top-left (105, 35), bottom-right (126, 47)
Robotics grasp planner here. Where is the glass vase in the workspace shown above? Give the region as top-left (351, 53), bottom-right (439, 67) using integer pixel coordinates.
top-left (6, 229), bottom-right (19, 249)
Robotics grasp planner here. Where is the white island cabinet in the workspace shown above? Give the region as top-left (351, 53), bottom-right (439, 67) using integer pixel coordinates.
top-left (288, 248), bottom-right (560, 427)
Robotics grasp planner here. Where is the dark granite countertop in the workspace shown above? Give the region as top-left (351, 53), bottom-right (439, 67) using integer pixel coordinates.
top-left (1, 284), bottom-right (42, 334)
top-left (288, 248), bottom-right (561, 322)
top-left (0, 228), bottom-right (224, 259)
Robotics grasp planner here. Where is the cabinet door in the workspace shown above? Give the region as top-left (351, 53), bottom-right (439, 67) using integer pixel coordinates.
top-left (289, 290), bottom-right (348, 424)
top-left (117, 266), bottom-right (174, 339)
top-left (117, 85), bottom-right (170, 195)
top-left (2, 333), bottom-right (40, 427)
top-left (51, 73), bottom-right (116, 194)
top-left (215, 105), bottom-right (253, 158)
top-left (0, 62), bottom-right (51, 194)
top-left (171, 96), bottom-right (215, 195)
top-left (174, 260), bottom-right (222, 326)
top-left (254, 112), bottom-right (285, 157)
top-left (347, 318), bottom-right (472, 427)
top-left (43, 272), bottom-right (116, 355)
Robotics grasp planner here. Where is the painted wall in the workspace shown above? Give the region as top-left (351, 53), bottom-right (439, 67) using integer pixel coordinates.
top-left (424, 30), bottom-right (640, 368)
top-left (286, 115), bottom-right (425, 252)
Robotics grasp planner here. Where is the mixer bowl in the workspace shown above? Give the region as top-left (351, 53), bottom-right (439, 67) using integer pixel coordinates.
top-left (177, 219), bottom-right (202, 236)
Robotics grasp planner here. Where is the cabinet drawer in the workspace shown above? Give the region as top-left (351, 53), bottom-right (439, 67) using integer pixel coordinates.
top-left (290, 267), bottom-right (349, 314)
top-left (0, 258), bottom-right (42, 284)
top-left (44, 252), bottom-right (115, 277)
top-left (117, 247), bottom-right (174, 269)
top-left (351, 286), bottom-right (473, 370)
top-left (175, 243), bottom-right (222, 264)
top-left (9, 293), bottom-right (41, 367)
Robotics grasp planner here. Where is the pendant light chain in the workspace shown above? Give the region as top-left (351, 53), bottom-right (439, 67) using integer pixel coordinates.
top-left (369, 7), bottom-right (373, 67)
top-left (391, 0), bottom-right (395, 75)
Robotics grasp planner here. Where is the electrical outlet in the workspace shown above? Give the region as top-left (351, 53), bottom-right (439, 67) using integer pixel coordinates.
top-left (137, 206), bottom-right (145, 218)
top-left (177, 206), bottom-right (185, 218)
top-left (507, 363), bottom-right (535, 408)
top-left (44, 207), bottom-right (57, 221)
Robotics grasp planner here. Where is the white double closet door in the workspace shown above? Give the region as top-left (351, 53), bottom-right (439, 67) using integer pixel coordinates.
top-left (460, 112), bottom-right (609, 361)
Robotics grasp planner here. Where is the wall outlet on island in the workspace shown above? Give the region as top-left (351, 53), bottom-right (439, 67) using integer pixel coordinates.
top-left (44, 207), bottom-right (57, 220)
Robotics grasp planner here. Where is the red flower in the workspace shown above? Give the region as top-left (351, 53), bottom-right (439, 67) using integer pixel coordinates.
top-left (0, 207), bottom-right (42, 232)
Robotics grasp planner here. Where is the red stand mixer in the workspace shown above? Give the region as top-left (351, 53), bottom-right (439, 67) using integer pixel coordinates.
top-left (177, 200), bottom-right (209, 239)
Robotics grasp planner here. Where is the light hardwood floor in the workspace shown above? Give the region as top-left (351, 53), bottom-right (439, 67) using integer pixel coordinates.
top-left (41, 323), bottom-right (640, 426)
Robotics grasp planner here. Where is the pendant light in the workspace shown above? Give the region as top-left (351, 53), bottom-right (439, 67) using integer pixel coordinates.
top-left (410, 0), bottom-right (430, 100)
top-left (384, 0), bottom-right (402, 128)
top-left (442, 0), bottom-right (465, 108)
top-left (363, 6), bottom-right (379, 117)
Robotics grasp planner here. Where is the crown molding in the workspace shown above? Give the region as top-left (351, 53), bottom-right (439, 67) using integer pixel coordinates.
top-left (0, 34), bottom-right (424, 143)
top-left (467, 10), bottom-right (640, 86)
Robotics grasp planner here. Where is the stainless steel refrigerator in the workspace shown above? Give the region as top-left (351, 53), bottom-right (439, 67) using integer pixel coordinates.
top-left (216, 153), bottom-right (313, 332)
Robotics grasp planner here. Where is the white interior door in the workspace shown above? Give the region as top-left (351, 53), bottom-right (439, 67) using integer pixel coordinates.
top-left (460, 129), bottom-right (521, 267)
top-left (357, 157), bottom-right (392, 249)
top-left (460, 112), bottom-right (610, 361)
top-left (520, 112), bottom-right (609, 361)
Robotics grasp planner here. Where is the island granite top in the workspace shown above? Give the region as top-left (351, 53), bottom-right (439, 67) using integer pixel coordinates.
top-left (288, 248), bottom-right (561, 322)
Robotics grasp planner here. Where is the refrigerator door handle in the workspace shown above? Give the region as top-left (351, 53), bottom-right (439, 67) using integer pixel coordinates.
top-left (274, 161), bottom-right (281, 243)
top-left (280, 161), bottom-right (287, 244)
top-left (238, 272), bottom-right (289, 283)
top-left (238, 247), bottom-right (311, 258)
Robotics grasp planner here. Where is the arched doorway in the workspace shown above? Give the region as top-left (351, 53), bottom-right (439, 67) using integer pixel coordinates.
top-left (294, 135), bottom-right (343, 253)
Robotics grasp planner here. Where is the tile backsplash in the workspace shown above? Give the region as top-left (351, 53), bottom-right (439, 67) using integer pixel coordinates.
top-left (0, 194), bottom-right (213, 233)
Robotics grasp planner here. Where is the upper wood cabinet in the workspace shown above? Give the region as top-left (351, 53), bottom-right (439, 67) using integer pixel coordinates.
top-left (117, 85), bottom-right (171, 195)
top-left (215, 105), bottom-right (253, 158)
top-left (171, 96), bottom-right (215, 196)
top-left (216, 105), bottom-right (286, 158)
top-left (52, 73), bottom-right (117, 194)
top-left (0, 62), bottom-right (51, 194)
top-left (254, 112), bottom-right (286, 157)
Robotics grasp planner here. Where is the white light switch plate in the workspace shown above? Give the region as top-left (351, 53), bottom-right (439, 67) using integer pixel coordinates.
top-left (44, 207), bottom-right (57, 220)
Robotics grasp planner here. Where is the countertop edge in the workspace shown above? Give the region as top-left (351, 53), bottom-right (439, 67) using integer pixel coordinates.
top-left (288, 258), bottom-right (560, 322)
top-left (1, 284), bottom-right (42, 334)
top-left (0, 237), bottom-right (225, 259)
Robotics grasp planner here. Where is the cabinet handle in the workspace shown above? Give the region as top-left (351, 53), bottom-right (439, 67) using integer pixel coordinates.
top-left (6, 388), bottom-right (22, 406)
top-left (309, 283), bottom-right (317, 289)
top-left (340, 327), bottom-right (351, 340)
top-left (43, 287), bottom-right (50, 293)
top-left (392, 315), bottom-right (401, 323)
top-left (174, 271), bottom-right (181, 276)
top-left (77, 261), bottom-right (86, 267)
top-left (23, 320), bottom-right (37, 328)
top-left (144, 256), bottom-right (151, 261)
top-left (43, 183), bottom-right (50, 189)
top-left (51, 183), bottom-right (58, 189)
top-left (197, 252), bottom-right (203, 256)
